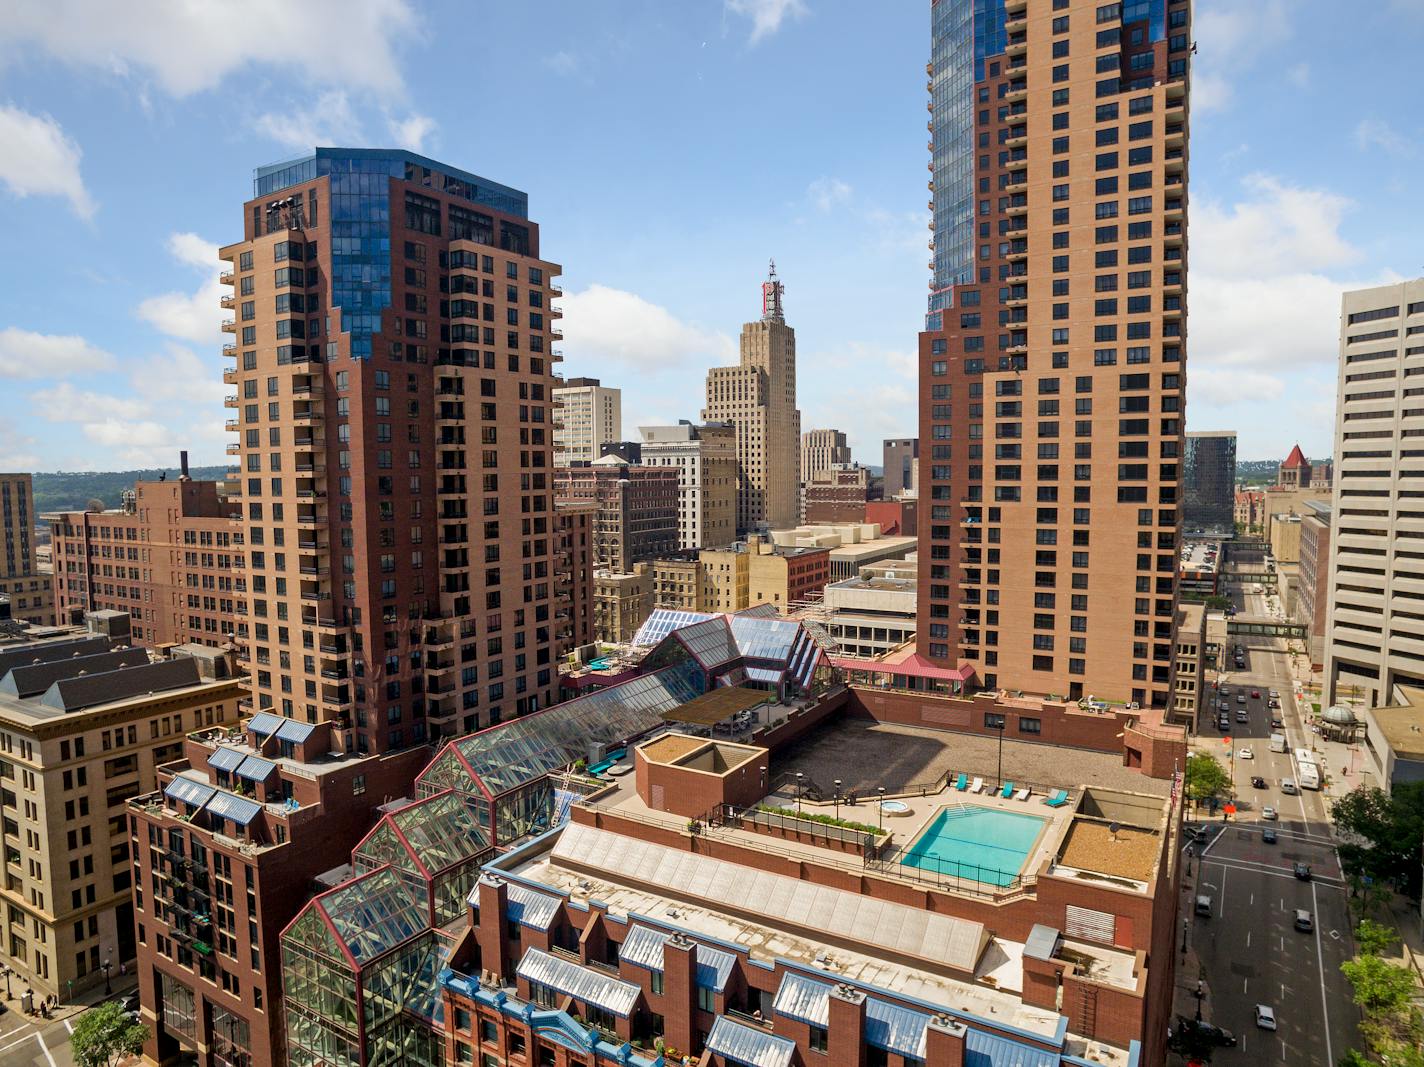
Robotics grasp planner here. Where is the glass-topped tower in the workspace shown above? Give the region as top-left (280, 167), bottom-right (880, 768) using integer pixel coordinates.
top-left (917, 0), bottom-right (1192, 715)
top-left (219, 148), bottom-right (565, 755)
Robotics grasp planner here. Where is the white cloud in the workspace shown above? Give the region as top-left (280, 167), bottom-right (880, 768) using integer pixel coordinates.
top-left (1286, 62), bottom-right (1311, 88)
top-left (0, 425), bottom-right (39, 471)
top-left (544, 51), bottom-right (580, 77)
top-left (558, 284), bottom-right (735, 375)
top-left (0, 104), bottom-right (95, 218)
top-left (1354, 118), bottom-right (1416, 158)
top-left (803, 342), bottom-right (918, 459)
top-left (1191, 0), bottom-right (1290, 112)
top-left (30, 382), bottom-right (149, 422)
top-left (0, 327), bottom-right (112, 379)
top-left (1187, 173), bottom-right (1402, 440)
top-left (29, 343), bottom-right (227, 468)
top-left (1192, 174), bottom-right (1359, 280)
top-left (806, 177), bottom-right (851, 213)
top-left (1189, 367), bottom-right (1286, 408)
top-left (726, 0), bottom-right (808, 44)
top-left (135, 233), bottom-right (223, 346)
top-left (253, 90), bottom-right (363, 152)
top-left (388, 112), bottom-right (436, 152)
top-left (0, 0), bottom-right (419, 98)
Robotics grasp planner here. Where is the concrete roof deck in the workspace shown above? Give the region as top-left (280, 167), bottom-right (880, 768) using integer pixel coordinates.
top-left (1369, 686), bottom-right (1424, 761)
top-left (1053, 820), bottom-right (1158, 888)
top-left (772, 718), bottom-right (1172, 799)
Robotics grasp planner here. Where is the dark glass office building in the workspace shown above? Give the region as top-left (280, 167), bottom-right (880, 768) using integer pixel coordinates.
top-left (1183, 431), bottom-right (1236, 536)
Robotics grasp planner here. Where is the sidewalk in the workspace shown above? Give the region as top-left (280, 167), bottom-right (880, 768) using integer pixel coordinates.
top-left (0, 972), bottom-right (139, 1025)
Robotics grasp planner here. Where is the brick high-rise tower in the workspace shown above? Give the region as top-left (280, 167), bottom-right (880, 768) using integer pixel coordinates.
top-left (704, 263), bottom-right (802, 534)
top-left (917, 0), bottom-right (1191, 710)
top-left (219, 148), bottom-right (565, 751)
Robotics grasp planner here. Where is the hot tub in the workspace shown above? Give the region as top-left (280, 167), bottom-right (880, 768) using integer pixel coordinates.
top-left (879, 800), bottom-right (912, 816)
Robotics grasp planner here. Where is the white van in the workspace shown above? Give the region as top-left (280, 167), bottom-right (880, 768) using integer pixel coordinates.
top-left (1270, 733), bottom-right (1287, 753)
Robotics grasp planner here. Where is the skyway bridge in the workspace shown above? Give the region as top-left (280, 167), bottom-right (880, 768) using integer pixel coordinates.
top-left (1226, 614), bottom-right (1305, 639)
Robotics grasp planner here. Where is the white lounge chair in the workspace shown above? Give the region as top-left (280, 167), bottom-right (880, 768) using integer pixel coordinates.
top-left (1014, 788), bottom-right (1030, 801)
top-left (969, 777), bottom-right (985, 794)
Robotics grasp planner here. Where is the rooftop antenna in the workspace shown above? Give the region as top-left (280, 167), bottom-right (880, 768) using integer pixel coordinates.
top-left (762, 259), bottom-right (785, 324)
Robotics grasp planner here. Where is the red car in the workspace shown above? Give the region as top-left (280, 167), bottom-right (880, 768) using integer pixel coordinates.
top-left (1251, 690), bottom-right (1261, 699)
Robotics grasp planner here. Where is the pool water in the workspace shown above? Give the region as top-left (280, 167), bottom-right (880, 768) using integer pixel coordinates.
top-left (588, 657), bottom-right (614, 670)
top-left (901, 806), bottom-right (1046, 887)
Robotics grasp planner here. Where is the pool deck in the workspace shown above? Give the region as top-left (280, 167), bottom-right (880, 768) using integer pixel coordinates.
top-left (768, 783), bottom-right (1071, 888)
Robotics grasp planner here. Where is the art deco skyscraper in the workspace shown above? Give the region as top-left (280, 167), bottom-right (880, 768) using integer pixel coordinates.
top-left (917, 0), bottom-right (1191, 710)
top-left (220, 148), bottom-right (565, 752)
top-left (704, 263), bottom-right (802, 533)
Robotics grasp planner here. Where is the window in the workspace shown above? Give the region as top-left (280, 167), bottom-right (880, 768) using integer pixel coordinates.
top-left (697, 986), bottom-right (716, 1011)
top-left (809, 1026), bottom-right (828, 1053)
top-left (1019, 717), bottom-right (1042, 734)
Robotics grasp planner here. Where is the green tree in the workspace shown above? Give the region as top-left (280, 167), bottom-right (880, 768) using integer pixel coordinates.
top-left (1355, 918), bottom-right (1397, 957)
top-left (1341, 954), bottom-right (1416, 1015)
top-left (71, 1001), bottom-right (149, 1067)
top-left (1333, 782), bottom-right (1424, 899)
top-left (1185, 753), bottom-right (1231, 804)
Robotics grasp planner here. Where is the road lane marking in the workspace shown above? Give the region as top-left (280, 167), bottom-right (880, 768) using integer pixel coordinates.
top-left (1219, 863), bottom-right (1229, 916)
top-left (0, 1034), bottom-right (36, 1057)
top-left (1312, 879), bottom-right (1334, 1065)
top-left (63, 1018), bottom-right (73, 1034)
top-left (1207, 855), bottom-right (1347, 887)
top-left (1247, 930), bottom-right (1252, 947)
top-left (34, 1032), bottom-right (57, 1067)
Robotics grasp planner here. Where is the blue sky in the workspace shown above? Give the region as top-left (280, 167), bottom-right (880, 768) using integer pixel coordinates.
top-left (0, 0), bottom-right (1422, 472)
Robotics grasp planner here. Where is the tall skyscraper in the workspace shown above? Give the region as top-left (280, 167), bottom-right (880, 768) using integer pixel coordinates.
top-left (553, 376), bottom-right (621, 465)
top-left (917, 0), bottom-right (1191, 710)
top-left (1182, 430), bottom-right (1236, 536)
top-left (704, 263), bottom-right (802, 533)
top-left (801, 428), bottom-right (852, 482)
top-left (219, 148), bottom-right (564, 752)
top-left (883, 437), bottom-right (920, 495)
top-left (1325, 278), bottom-right (1424, 708)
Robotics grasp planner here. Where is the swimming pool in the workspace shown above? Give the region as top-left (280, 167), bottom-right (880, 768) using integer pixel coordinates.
top-left (901, 806), bottom-right (1046, 887)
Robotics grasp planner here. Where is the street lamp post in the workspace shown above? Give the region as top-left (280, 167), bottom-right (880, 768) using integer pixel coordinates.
top-left (833, 779), bottom-right (842, 821)
top-left (877, 786), bottom-right (886, 830)
top-left (102, 957), bottom-right (112, 996)
top-left (795, 772), bottom-right (804, 816)
top-left (0, 964), bottom-right (10, 999)
top-left (1193, 978), bottom-right (1205, 1022)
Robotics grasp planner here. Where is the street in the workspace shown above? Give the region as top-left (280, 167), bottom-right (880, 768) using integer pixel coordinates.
top-left (1181, 579), bottom-right (1361, 1065)
top-left (0, 1011), bottom-right (78, 1067)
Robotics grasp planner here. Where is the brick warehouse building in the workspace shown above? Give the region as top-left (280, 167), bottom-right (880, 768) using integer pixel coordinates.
top-left (49, 464), bottom-right (241, 649)
top-left (916, 0), bottom-right (1192, 711)
top-left (218, 148), bottom-right (567, 750)
top-left (555, 463), bottom-right (679, 573)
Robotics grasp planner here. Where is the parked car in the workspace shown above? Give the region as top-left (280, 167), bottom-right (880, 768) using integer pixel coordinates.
top-left (1237, 694), bottom-right (1247, 705)
top-left (1256, 1004), bottom-right (1277, 1031)
top-left (1270, 716), bottom-right (1284, 729)
top-left (1263, 806), bottom-right (1278, 821)
top-left (1294, 863), bottom-right (1312, 881)
top-left (1236, 710), bottom-right (1249, 723)
top-left (1263, 827), bottom-right (1277, 843)
top-left (1269, 689), bottom-right (1280, 699)
top-left (1251, 690), bottom-right (1261, 699)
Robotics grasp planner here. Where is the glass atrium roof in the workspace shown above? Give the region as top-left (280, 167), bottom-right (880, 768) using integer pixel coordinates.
top-left (354, 792), bottom-right (491, 877)
top-left (310, 866), bottom-right (428, 965)
top-left (422, 661), bottom-right (703, 799)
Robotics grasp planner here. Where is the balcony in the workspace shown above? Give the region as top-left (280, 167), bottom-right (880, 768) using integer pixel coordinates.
top-left (1006, 35), bottom-right (1026, 57)
top-left (295, 509), bottom-right (326, 528)
top-left (222, 344), bottom-right (237, 357)
top-left (224, 420), bottom-right (239, 432)
top-left (222, 368), bottom-right (238, 384)
top-left (219, 270), bottom-right (234, 285)
top-left (221, 320), bottom-right (236, 333)
top-left (219, 294), bottom-right (235, 310)
top-left (1003, 129), bottom-right (1027, 149)
top-left (226, 443), bottom-right (241, 455)
top-left (224, 395), bottom-right (239, 408)
top-left (1004, 81), bottom-right (1027, 102)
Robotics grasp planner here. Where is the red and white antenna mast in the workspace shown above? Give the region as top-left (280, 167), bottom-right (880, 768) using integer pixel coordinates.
top-left (761, 259), bottom-right (785, 323)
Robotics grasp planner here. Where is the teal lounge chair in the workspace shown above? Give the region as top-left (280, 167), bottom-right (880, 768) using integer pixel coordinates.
top-left (955, 773), bottom-right (968, 791)
top-left (1000, 781), bottom-right (1014, 799)
top-left (1044, 789), bottom-right (1069, 807)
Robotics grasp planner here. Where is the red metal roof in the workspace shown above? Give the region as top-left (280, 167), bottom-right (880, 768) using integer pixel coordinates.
top-left (1281, 444), bottom-right (1308, 468)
